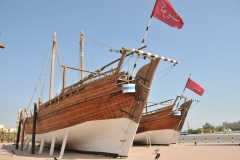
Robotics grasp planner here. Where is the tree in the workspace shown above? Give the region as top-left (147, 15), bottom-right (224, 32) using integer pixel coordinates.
top-left (202, 123), bottom-right (215, 130)
top-left (0, 128), bottom-right (6, 142)
top-left (188, 129), bottom-right (193, 134)
top-left (188, 128), bottom-right (202, 134)
top-left (196, 128), bottom-right (203, 134)
top-left (215, 125), bottom-right (224, 132)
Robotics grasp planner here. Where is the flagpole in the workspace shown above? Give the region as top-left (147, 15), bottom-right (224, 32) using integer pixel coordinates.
top-left (141, 16), bottom-right (153, 47)
top-left (131, 15), bottom-right (153, 77)
top-left (176, 74), bottom-right (191, 109)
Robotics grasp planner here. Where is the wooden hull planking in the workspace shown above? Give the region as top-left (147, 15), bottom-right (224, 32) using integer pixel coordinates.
top-left (134, 100), bottom-right (193, 145)
top-left (24, 57), bottom-right (160, 156)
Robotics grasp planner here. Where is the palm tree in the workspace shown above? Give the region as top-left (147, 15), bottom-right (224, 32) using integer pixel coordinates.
top-left (0, 128), bottom-right (6, 142)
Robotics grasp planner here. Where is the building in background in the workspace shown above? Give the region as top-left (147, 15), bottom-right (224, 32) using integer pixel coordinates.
top-left (0, 124), bottom-right (6, 129)
top-left (223, 121), bottom-right (240, 131)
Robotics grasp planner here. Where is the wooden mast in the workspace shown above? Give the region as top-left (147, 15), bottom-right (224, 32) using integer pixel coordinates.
top-left (79, 31), bottom-right (84, 80)
top-left (49, 32), bottom-right (57, 100)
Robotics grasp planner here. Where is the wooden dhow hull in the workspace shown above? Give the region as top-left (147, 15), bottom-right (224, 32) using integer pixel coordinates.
top-left (134, 100), bottom-right (193, 145)
top-left (24, 57), bottom-right (160, 157)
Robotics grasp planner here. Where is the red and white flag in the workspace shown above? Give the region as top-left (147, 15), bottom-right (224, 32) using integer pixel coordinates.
top-left (185, 78), bottom-right (205, 96)
top-left (151, 0), bottom-right (184, 29)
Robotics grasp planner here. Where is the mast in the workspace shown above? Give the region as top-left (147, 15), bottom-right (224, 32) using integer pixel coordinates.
top-left (49, 32), bottom-right (57, 100)
top-left (79, 31), bottom-right (84, 80)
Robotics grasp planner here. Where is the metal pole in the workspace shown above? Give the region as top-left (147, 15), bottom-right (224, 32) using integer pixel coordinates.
top-left (49, 32), bottom-right (56, 100)
top-left (31, 103), bottom-right (37, 154)
top-left (131, 15), bottom-right (153, 77)
top-left (176, 74), bottom-right (191, 109)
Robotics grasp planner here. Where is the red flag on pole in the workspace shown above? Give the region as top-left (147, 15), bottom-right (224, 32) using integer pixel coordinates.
top-left (151, 0), bottom-right (184, 29)
top-left (185, 78), bottom-right (205, 96)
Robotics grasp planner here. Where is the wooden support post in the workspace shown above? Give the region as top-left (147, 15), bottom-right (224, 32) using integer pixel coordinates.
top-left (38, 98), bottom-right (42, 109)
top-left (146, 132), bottom-right (148, 145)
top-left (16, 120), bottom-right (22, 149)
top-left (20, 121), bottom-right (25, 150)
top-left (28, 141), bottom-right (32, 151)
top-left (31, 103), bottom-right (37, 154)
top-left (59, 129), bottom-right (69, 158)
top-left (149, 132), bottom-right (151, 147)
top-left (49, 134), bottom-right (55, 156)
top-left (39, 137), bottom-right (44, 154)
top-left (23, 137), bottom-right (30, 150)
top-left (20, 108), bottom-right (27, 151)
top-left (63, 66), bottom-right (66, 89)
top-left (16, 110), bottom-right (22, 149)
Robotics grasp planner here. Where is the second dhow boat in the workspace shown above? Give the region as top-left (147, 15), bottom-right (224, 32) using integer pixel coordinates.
top-left (134, 96), bottom-right (197, 146)
top-left (24, 32), bottom-right (180, 157)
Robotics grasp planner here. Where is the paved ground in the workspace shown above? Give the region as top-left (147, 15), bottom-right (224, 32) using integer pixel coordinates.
top-left (0, 142), bottom-right (240, 160)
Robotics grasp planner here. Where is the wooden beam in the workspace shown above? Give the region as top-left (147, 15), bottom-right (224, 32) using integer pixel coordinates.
top-left (63, 66), bottom-right (66, 89)
top-left (115, 50), bottom-right (127, 73)
top-left (15, 119), bottom-right (22, 149)
top-left (0, 43), bottom-right (5, 48)
top-left (61, 65), bottom-right (96, 73)
top-left (31, 103), bottom-right (37, 154)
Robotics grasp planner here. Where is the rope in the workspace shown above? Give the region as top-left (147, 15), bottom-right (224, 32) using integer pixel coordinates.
top-left (55, 42), bottom-right (63, 77)
top-left (189, 101), bottom-right (200, 110)
top-left (138, 80), bottom-right (151, 90)
top-left (85, 35), bottom-right (119, 53)
top-left (85, 41), bottom-right (97, 70)
top-left (40, 51), bottom-right (51, 100)
top-left (155, 65), bottom-right (174, 75)
top-left (121, 54), bottom-right (134, 70)
top-left (27, 44), bottom-right (52, 111)
top-left (152, 65), bottom-right (175, 84)
top-left (68, 41), bottom-right (79, 82)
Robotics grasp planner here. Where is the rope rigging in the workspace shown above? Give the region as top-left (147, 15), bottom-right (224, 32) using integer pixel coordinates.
top-left (189, 101), bottom-right (200, 110)
top-left (40, 50), bottom-right (51, 100)
top-left (152, 64), bottom-right (176, 84)
top-left (85, 35), bottom-right (119, 53)
top-left (27, 44), bottom-right (52, 111)
top-left (85, 41), bottom-right (97, 70)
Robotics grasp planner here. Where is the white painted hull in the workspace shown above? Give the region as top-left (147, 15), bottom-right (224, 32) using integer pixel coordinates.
top-left (170, 131), bottom-right (181, 144)
top-left (134, 129), bottom-right (176, 145)
top-left (26, 118), bottom-right (138, 157)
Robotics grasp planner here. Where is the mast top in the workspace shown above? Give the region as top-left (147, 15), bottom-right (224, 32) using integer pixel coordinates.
top-left (53, 32), bottom-right (57, 43)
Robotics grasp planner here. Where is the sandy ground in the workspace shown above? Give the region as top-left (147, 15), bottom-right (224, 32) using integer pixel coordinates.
top-left (0, 142), bottom-right (240, 160)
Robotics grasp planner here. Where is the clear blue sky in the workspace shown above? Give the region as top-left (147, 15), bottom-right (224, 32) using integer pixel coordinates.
top-left (0, 0), bottom-right (240, 130)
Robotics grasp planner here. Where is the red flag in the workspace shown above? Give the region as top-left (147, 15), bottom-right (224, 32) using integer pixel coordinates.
top-left (151, 0), bottom-right (184, 29)
top-left (185, 78), bottom-right (205, 96)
